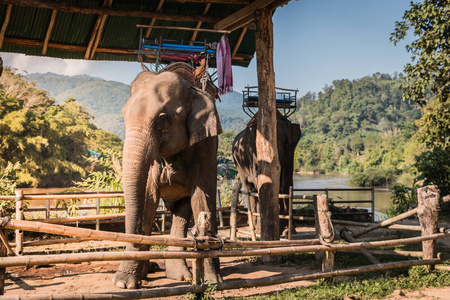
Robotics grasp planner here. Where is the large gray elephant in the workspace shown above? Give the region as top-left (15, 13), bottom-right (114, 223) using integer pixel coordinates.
top-left (113, 63), bottom-right (222, 289)
top-left (232, 114), bottom-right (301, 234)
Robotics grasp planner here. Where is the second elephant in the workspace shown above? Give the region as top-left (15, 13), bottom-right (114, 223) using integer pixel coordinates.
top-left (232, 114), bottom-right (301, 234)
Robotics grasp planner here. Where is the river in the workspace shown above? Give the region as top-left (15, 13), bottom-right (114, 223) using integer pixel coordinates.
top-left (293, 174), bottom-right (392, 211)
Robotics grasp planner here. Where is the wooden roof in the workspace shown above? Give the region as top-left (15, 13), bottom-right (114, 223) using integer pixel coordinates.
top-left (0, 0), bottom-right (291, 67)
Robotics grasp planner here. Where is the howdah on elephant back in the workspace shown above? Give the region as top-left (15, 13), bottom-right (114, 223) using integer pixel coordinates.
top-left (114, 63), bottom-right (222, 289)
top-left (232, 113), bottom-right (301, 234)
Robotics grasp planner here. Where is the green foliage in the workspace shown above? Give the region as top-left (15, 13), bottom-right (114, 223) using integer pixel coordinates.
top-left (414, 148), bottom-right (450, 196)
top-left (386, 182), bottom-right (418, 218)
top-left (390, 0), bottom-right (450, 105)
top-left (242, 267), bottom-right (450, 300)
top-left (0, 162), bottom-right (20, 210)
top-left (0, 68), bottom-right (123, 187)
top-left (293, 74), bottom-right (422, 185)
top-left (218, 179), bottom-right (239, 206)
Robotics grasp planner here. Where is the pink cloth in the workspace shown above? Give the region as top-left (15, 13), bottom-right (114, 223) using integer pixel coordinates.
top-left (217, 35), bottom-right (233, 95)
top-left (161, 53), bottom-right (204, 64)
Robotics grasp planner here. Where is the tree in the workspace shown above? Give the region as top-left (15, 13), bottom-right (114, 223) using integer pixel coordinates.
top-left (390, 0), bottom-right (450, 105)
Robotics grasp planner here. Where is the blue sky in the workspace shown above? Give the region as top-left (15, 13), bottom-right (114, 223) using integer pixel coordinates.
top-left (1, 0), bottom-right (414, 96)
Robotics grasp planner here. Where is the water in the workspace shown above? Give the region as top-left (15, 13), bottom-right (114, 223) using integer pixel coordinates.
top-left (293, 174), bottom-right (392, 211)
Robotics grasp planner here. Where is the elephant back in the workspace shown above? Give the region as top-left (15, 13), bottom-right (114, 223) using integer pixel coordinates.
top-left (163, 62), bottom-right (218, 101)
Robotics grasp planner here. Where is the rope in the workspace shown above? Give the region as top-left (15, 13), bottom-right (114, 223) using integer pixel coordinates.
top-left (187, 230), bottom-right (199, 251)
top-left (208, 230), bottom-right (224, 250)
top-left (0, 216), bottom-right (10, 227)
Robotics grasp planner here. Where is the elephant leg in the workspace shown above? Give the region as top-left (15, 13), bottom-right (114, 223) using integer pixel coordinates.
top-left (165, 197), bottom-right (193, 281)
top-left (113, 171), bottom-right (159, 289)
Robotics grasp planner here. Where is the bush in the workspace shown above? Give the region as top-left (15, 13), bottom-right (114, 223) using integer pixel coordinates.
top-left (350, 167), bottom-right (396, 186)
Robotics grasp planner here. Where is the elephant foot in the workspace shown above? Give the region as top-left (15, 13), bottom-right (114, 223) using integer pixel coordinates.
top-left (165, 259), bottom-right (192, 281)
top-left (113, 261), bottom-right (145, 289)
top-left (204, 258), bottom-right (223, 284)
top-left (113, 270), bottom-right (141, 289)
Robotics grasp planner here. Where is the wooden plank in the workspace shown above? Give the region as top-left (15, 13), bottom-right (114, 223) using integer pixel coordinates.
top-left (0, 0), bottom-right (220, 23)
top-left (191, 3), bottom-right (211, 43)
top-left (254, 6), bottom-right (280, 263)
top-left (215, 0), bottom-right (275, 30)
top-left (42, 9), bottom-right (57, 55)
top-left (138, 24), bottom-right (230, 34)
top-left (0, 4), bottom-right (12, 49)
top-left (145, 0), bottom-right (164, 38)
top-left (231, 27), bottom-right (247, 59)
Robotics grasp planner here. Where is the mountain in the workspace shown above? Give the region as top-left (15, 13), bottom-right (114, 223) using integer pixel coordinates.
top-left (27, 73), bottom-right (249, 139)
top-left (26, 73), bottom-right (129, 139)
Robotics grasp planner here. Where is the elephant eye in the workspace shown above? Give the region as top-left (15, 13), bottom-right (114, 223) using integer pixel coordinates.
top-left (156, 112), bottom-right (170, 133)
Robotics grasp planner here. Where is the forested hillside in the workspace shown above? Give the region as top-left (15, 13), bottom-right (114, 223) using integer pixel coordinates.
top-left (0, 68), bottom-right (122, 187)
top-left (27, 73), bottom-right (248, 139)
top-left (27, 73), bottom-right (129, 139)
top-left (292, 73), bottom-right (422, 185)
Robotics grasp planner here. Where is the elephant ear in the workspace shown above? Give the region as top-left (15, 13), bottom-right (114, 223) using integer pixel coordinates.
top-left (188, 86), bottom-right (222, 146)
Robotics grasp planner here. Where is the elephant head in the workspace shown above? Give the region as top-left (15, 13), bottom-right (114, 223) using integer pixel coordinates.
top-left (121, 70), bottom-right (222, 235)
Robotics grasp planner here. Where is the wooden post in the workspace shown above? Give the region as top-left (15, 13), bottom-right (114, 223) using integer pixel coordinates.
top-left (288, 186), bottom-right (293, 240)
top-left (45, 199), bottom-right (50, 219)
top-left (15, 190), bottom-right (24, 256)
top-left (192, 211), bottom-right (211, 299)
top-left (246, 196), bottom-right (257, 241)
top-left (417, 185), bottom-right (440, 270)
top-left (315, 194), bottom-right (335, 271)
top-left (254, 6), bottom-right (281, 260)
top-left (161, 201), bottom-right (166, 233)
top-left (96, 198), bottom-right (100, 231)
top-left (217, 190), bottom-right (224, 228)
top-left (0, 209), bottom-right (8, 295)
top-left (371, 187), bottom-right (375, 222)
top-left (230, 182), bottom-right (241, 241)
top-left (335, 225), bottom-right (381, 265)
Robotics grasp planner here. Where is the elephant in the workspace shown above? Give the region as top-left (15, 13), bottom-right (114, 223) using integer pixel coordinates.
top-left (232, 113), bottom-right (301, 235)
top-left (113, 63), bottom-right (222, 289)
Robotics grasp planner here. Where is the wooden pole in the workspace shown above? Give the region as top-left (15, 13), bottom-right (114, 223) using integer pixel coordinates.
top-left (217, 190), bottom-right (224, 228)
top-left (0, 209), bottom-right (7, 295)
top-left (230, 182), bottom-right (241, 241)
top-left (246, 196), bottom-right (257, 241)
top-left (353, 206), bottom-right (419, 238)
top-left (1, 217), bottom-right (321, 250)
top-left (288, 186), bottom-right (293, 240)
top-left (14, 190), bottom-right (23, 256)
top-left (313, 195), bottom-right (323, 263)
top-left (335, 225), bottom-right (381, 264)
top-left (192, 212), bottom-right (210, 300)
top-left (0, 259), bottom-right (441, 300)
top-left (96, 198), bottom-right (100, 231)
top-left (0, 233), bottom-right (447, 269)
top-left (316, 194), bottom-right (334, 271)
top-left (418, 185), bottom-right (440, 270)
top-left (254, 6), bottom-right (281, 260)
top-left (0, 4), bottom-right (12, 49)
top-left (42, 9), bottom-right (56, 55)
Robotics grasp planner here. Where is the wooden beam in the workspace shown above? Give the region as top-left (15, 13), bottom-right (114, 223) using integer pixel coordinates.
top-left (138, 25), bottom-right (230, 34)
top-left (254, 6), bottom-right (280, 262)
top-left (225, 0), bottom-right (291, 31)
top-left (215, 0), bottom-right (275, 30)
top-left (42, 9), bottom-right (56, 55)
top-left (145, 0), bottom-right (164, 38)
top-left (2, 36), bottom-right (253, 61)
top-left (0, 0), bottom-right (220, 23)
top-left (231, 27), bottom-right (246, 59)
top-left (89, 0), bottom-right (113, 59)
top-left (85, 0), bottom-right (111, 59)
top-left (191, 3), bottom-right (211, 43)
top-left (0, 4), bottom-right (12, 49)
top-left (172, 0), bottom-right (251, 4)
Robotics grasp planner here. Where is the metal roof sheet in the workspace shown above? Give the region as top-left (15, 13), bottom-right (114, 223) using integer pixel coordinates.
top-left (0, 0), bottom-right (287, 67)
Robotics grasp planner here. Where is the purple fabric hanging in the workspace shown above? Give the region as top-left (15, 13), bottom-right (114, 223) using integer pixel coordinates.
top-left (217, 35), bottom-right (233, 95)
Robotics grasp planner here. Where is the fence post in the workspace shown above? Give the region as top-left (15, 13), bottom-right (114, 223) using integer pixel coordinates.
top-left (161, 201), bottom-right (166, 233)
top-left (315, 194), bottom-right (335, 271)
top-left (96, 198), bottom-right (100, 231)
top-left (246, 196), bottom-right (257, 241)
top-left (371, 187), bottom-right (375, 222)
top-left (0, 209), bottom-right (8, 295)
top-left (15, 190), bottom-right (24, 256)
top-left (288, 186), bottom-right (293, 240)
top-left (417, 185), bottom-right (440, 270)
top-left (230, 182), bottom-right (241, 241)
top-left (45, 199), bottom-right (50, 219)
top-left (192, 211), bottom-right (211, 298)
top-left (217, 190), bottom-right (224, 228)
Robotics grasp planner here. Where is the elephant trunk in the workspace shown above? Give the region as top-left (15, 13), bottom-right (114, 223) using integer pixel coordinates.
top-left (122, 128), bottom-right (156, 236)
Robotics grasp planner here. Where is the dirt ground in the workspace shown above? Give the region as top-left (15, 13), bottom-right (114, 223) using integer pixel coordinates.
top-left (3, 225), bottom-right (450, 299)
